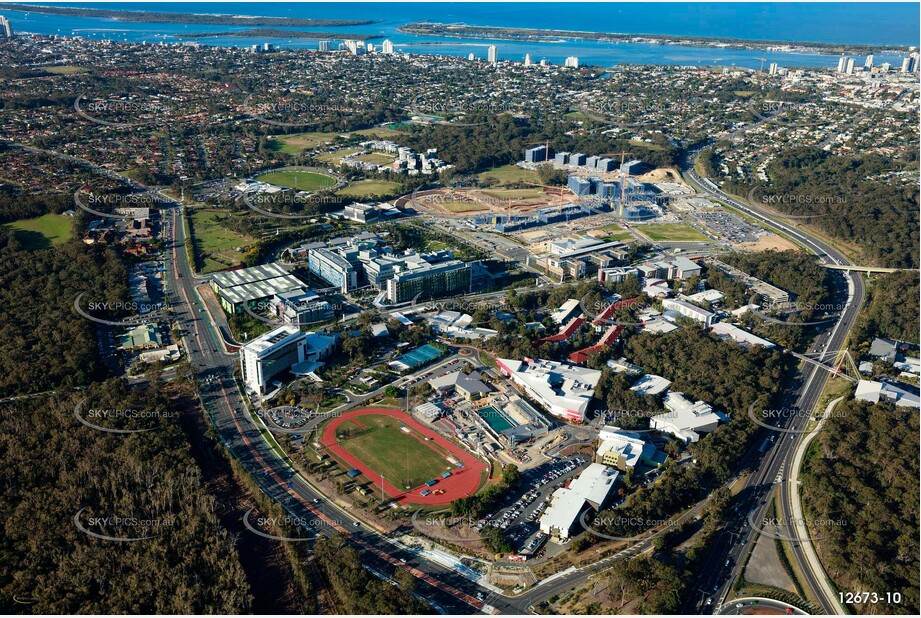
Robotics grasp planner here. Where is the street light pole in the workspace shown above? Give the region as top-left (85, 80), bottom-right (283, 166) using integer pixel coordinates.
top-left (381, 473), bottom-right (385, 504)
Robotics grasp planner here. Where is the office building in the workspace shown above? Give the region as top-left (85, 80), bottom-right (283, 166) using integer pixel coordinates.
top-left (240, 325), bottom-right (309, 395)
top-left (210, 262), bottom-right (307, 314)
top-left (381, 39), bottom-right (394, 54)
top-left (564, 56), bottom-right (579, 68)
top-left (629, 373), bottom-right (672, 396)
top-left (539, 463), bottom-right (619, 539)
top-left (487, 45), bottom-right (497, 64)
top-left (586, 155), bottom-right (600, 169)
top-left (273, 289), bottom-right (335, 326)
top-left (0, 15), bottom-right (11, 38)
top-left (308, 248), bottom-right (358, 293)
top-left (569, 153), bottom-right (587, 166)
top-left (595, 430), bottom-right (663, 471)
top-left (621, 159), bottom-right (644, 175)
top-left (524, 145), bottom-right (550, 163)
top-left (496, 358), bottom-right (601, 423)
top-left (652, 392), bottom-right (728, 443)
top-left (386, 258), bottom-right (471, 303)
top-left (554, 151), bottom-right (570, 165)
top-left (551, 298), bottom-right (582, 325)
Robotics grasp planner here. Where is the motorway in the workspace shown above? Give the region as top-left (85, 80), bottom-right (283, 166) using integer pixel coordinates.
top-left (682, 153), bottom-right (865, 615)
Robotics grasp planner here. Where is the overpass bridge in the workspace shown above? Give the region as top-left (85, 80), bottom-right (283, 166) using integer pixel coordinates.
top-left (823, 264), bottom-right (917, 274)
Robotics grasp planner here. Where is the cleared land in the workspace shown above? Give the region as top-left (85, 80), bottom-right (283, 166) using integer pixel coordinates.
top-left (188, 209), bottom-right (256, 273)
top-left (354, 152), bottom-right (395, 165)
top-left (334, 414), bottom-right (452, 489)
top-left (477, 164), bottom-right (539, 186)
top-left (638, 222), bottom-right (710, 242)
top-left (350, 127), bottom-right (405, 139)
top-left (3, 214), bottom-right (72, 249)
top-left (317, 147), bottom-right (360, 163)
top-left (44, 65), bottom-right (89, 75)
top-left (336, 179), bottom-right (401, 198)
top-left (594, 223), bottom-right (633, 242)
top-left (255, 169), bottom-right (337, 191)
top-left (481, 187), bottom-right (544, 200)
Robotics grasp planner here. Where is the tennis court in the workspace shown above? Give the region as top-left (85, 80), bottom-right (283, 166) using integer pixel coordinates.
top-left (393, 344), bottom-right (445, 370)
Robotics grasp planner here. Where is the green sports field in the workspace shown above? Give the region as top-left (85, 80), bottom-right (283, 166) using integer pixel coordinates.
top-left (255, 169), bottom-right (337, 191)
top-left (3, 214), bottom-right (72, 249)
top-left (336, 179), bottom-right (401, 198)
top-left (334, 415), bottom-right (452, 490)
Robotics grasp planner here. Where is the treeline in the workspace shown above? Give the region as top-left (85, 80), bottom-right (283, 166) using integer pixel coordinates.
top-left (313, 535), bottom-right (431, 614)
top-left (0, 228), bottom-right (127, 396)
top-left (0, 187), bottom-right (74, 224)
top-left (0, 380), bottom-right (252, 613)
top-left (851, 270), bottom-right (920, 346)
top-left (450, 464), bottom-right (521, 519)
top-left (801, 397), bottom-right (919, 614)
top-left (737, 148), bottom-right (920, 268)
top-left (400, 115), bottom-right (679, 174)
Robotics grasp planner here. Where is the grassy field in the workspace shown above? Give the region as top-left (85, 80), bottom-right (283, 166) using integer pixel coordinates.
top-left (255, 169), bottom-right (337, 191)
top-left (638, 223), bottom-right (710, 242)
top-left (267, 132), bottom-right (340, 155)
top-left (481, 187), bottom-right (543, 200)
top-left (336, 179), bottom-right (401, 198)
top-left (188, 209), bottom-right (256, 273)
top-left (354, 152), bottom-right (395, 165)
top-left (350, 127), bottom-right (405, 139)
top-left (335, 414), bottom-right (453, 489)
top-left (477, 164), bottom-right (539, 186)
top-left (3, 214), bottom-right (72, 249)
top-left (440, 199), bottom-right (485, 213)
top-left (317, 148), bottom-right (360, 163)
top-left (44, 65), bottom-right (89, 75)
top-left (426, 240), bottom-right (448, 251)
top-left (594, 223), bottom-right (633, 242)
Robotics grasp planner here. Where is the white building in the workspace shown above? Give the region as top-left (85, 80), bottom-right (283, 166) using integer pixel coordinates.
top-left (539, 463), bottom-right (618, 539)
top-left (629, 374), bottom-right (671, 396)
top-left (854, 380), bottom-right (920, 408)
top-left (487, 45), bottom-right (497, 63)
top-left (381, 39), bottom-right (394, 54)
top-left (551, 298), bottom-right (582, 324)
top-left (496, 358), bottom-right (601, 423)
top-left (564, 56), bottom-right (580, 68)
top-left (710, 322), bottom-right (775, 348)
top-left (240, 325), bottom-right (309, 395)
top-left (595, 430), bottom-right (655, 471)
top-left (652, 392), bottom-right (728, 443)
top-left (524, 53), bottom-right (532, 66)
top-left (662, 297), bottom-right (715, 327)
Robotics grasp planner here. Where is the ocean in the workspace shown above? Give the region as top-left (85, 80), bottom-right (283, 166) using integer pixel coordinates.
top-left (4, 2), bottom-right (919, 69)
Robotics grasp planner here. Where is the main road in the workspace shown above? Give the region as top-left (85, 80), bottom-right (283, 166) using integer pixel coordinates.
top-left (681, 150), bottom-right (864, 615)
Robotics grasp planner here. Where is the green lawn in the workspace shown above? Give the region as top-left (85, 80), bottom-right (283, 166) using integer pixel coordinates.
top-left (44, 65), bottom-right (89, 75)
top-left (593, 224), bottom-right (632, 242)
top-left (267, 132), bottom-right (341, 155)
top-left (188, 209), bottom-right (256, 273)
top-left (477, 164), bottom-right (539, 186)
top-left (350, 127), bottom-right (406, 139)
top-left (638, 223), bottom-right (710, 242)
top-left (481, 188), bottom-right (544, 200)
top-left (255, 169), bottom-right (337, 191)
top-left (3, 214), bottom-right (72, 249)
top-left (335, 414), bottom-right (453, 489)
top-left (336, 179), bottom-right (401, 199)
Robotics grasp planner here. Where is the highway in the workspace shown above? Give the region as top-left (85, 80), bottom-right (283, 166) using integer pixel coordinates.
top-left (682, 151), bottom-right (865, 615)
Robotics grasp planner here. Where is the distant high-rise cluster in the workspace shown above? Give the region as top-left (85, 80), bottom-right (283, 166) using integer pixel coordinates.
top-left (564, 56), bottom-right (579, 68)
top-left (0, 15), bottom-right (12, 38)
top-left (317, 40), bottom-right (331, 52)
top-left (381, 39), bottom-right (394, 54)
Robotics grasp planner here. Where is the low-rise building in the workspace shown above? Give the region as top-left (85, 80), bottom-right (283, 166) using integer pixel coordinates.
top-left (428, 370), bottom-right (492, 400)
top-left (710, 322), bottom-right (775, 348)
top-left (652, 392), bottom-right (728, 443)
top-left (211, 262), bottom-right (307, 314)
top-left (629, 374), bottom-right (672, 396)
top-left (854, 380), bottom-right (920, 408)
top-left (662, 297), bottom-right (715, 327)
top-left (595, 430), bottom-right (660, 472)
top-left (539, 463), bottom-right (619, 539)
top-left (496, 358), bottom-right (601, 423)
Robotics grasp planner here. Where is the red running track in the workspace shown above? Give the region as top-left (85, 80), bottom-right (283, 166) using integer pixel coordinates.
top-left (321, 407), bottom-right (487, 506)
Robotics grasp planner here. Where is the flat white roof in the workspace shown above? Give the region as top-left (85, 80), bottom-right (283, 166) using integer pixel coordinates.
top-left (711, 322), bottom-right (775, 348)
top-left (241, 324), bottom-right (304, 357)
top-left (630, 373), bottom-right (672, 396)
top-left (497, 358), bottom-right (601, 418)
